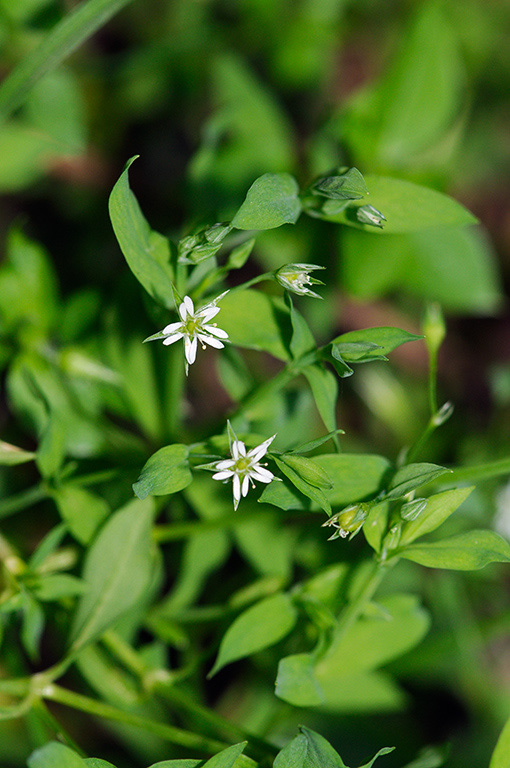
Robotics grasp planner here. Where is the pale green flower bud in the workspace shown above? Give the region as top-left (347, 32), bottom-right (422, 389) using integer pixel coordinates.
top-left (275, 263), bottom-right (325, 299)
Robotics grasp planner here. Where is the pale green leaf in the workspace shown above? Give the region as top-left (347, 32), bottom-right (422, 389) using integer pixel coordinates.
top-left (399, 530), bottom-right (510, 570)
top-left (202, 743), bottom-right (247, 768)
top-left (303, 365), bottom-right (339, 434)
top-left (274, 727), bottom-right (347, 768)
top-left (70, 497), bottom-right (155, 651)
top-left (218, 289), bottom-right (290, 360)
top-left (84, 760), bottom-right (118, 768)
top-left (28, 742), bottom-right (86, 768)
top-left (53, 485), bottom-right (109, 545)
top-left (490, 713), bottom-right (510, 768)
top-left (386, 463), bottom-right (450, 500)
top-left (332, 327), bottom-right (422, 359)
top-left (0, 440), bottom-right (35, 466)
top-left (210, 592), bottom-right (297, 676)
top-left (399, 487), bottom-right (474, 545)
top-left (133, 445), bottom-right (192, 500)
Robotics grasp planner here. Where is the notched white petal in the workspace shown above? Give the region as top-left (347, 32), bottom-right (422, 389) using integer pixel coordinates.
top-left (203, 325), bottom-right (229, 339)
top-left (162, 334), bottom-right (183, 346)
top-left (185, 336), bottom-right (197, 364)
top-left (212, 470), bottom-right (234, 480)
top-left (162, 321), bottom-right (182, 334)
top-left (248, 434), bottom-right (276, 462)
top-left (250, 467), bottom-right (274, 483)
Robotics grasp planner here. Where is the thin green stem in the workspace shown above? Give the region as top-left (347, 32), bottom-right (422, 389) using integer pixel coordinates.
top-left (227, 273), bottom-right (273, 294)
top-left (428, 347), bottom-right (438, 416)
top-left (0, 485), bottom-right (47, 521)
top-left (42, 684), bottom-right (230, 755)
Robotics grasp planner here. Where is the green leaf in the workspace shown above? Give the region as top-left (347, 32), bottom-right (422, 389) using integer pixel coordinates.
top-left (275, 653), bottom-right (325, 707)
top-left (302, 365), bottom-right (339, 435)
top-left (30, 574), bottom-right (86, 602)
top-left (312, 168), bottom-right (368, 200)
top-left (202, 743), bottom-right (247, 768)
top-left (316, 594), bottom-right (430, 680)
top-left (210, 592), bottom-right (297, 676)
top-left (232, 173), bottom-right (302, 230)
top-left (0, 440), bottom-right (35, 465)
top-left (363, 502), bottom-right (390, 553)
top-left (218, 289), bottom-right (290, 360)
top-left (234, 512), bottom-right (295, 580)
top-left (36, 411), bottom-right (66, 478)
top-left (490, 713), bottom-right (510, 768)
top-left (332, 327), bottom-right (423, 359)
top-left (273, 455), bottom-right (331, 516)
top-left (319, 175), bottom-right (477, 234)
top-left (226, 238), bottom-right (256, 270)
top-left (109, 157), bottom-right (174, 308)
top-left (261, 454), bottom-right (391, 511)
top-left (84, 760), bottom-right (118, 768)
top-left (52, 485), bottom-right (109, 545)
top-left (70, 497), bottom-right (155, 651)
top-left (28, 742), bottom-right (87, 768)
top-left (0, 0), bottom-right (136, 123)
top-left (148, 762), bottom-right (201, 768)
top-left (358, 748), bottom-right (395, 768)
top-left (133, 445), bottom-right (192, 500)
top-left (398, 530), bottom-right (510, 570)
top-left (26, 68), bottom-right (86, 153)
top-left (279, 454), bottom-right (333, 489)
top-left (274, 727), bottom-right (347, 768)
top-left (386, 463), bottom-right (450, 500)
top-left (399, 487), bottom-right (474, 545)
top-left (286, 294), bottom-right (316, 360)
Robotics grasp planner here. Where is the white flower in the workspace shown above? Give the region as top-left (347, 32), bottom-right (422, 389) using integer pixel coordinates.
top-left (144, 293), bottom-right (229, 373)
top-left (212, 430), bottom-right (277, 511)
top-left (275, 263), bottom-right (325, 299)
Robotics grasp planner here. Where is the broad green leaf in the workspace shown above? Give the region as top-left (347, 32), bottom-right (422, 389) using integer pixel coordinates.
top-left (210, 592), bottom-right (297, 676)
top-left (341, 227), bottom-right (502, 313)
top-left (159, 530), bottom-right (230, 613)
top-left (386, 463), bottom-right (450, 500)
top-left (399, 530), bottom-right (510, 570)
top-left (319, 175), bottom-right (477, 233)
top-left (232, 173), bottom-right (301, 230)
top-left (0, 440), bottom-right (35, 465)
top-left (202, 743), bottom-right (247, 768)
top-left (28, 742), bottom-right (86, 768)
top-left (316, 594), bottom-right (430, 679)
top-left (70, 497), bottom-right (155, 651)
top-left (332, 327), bottom-right (423, 359)
top-left (399, 487), bottom-right (474, 545)
top-left (490, 713), bottom-right (510, 768)
top-left (234, 512), bottom-right (295, 580)
top-left (84, 760), bottom-right (118, 768)
top-left (218, 289), bottom-right (290, 360)
top-left (274, 455), bottom-right (331, 516)
top-left (109, 157), bottom-right (174, 308)
top-left (303, 365), bottom-right (339, 434)
top-left (53, 485), bottom-right (109, 544)
top-left (274, 727), bottom-right (347, 768)
top-left (0, 0), bottom-right (136, 123)
top-left (132, 445), bottom-right (192, 500)
top-left (261, 454), bottom-right (391, 511)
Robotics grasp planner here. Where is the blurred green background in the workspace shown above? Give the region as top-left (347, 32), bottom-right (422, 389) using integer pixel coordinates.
top-left (0, 0), bottom-right (510, 766)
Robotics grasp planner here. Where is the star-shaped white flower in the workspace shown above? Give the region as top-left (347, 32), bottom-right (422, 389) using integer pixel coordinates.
top-left (275, 263), bottom-right (325, 299)
top-left (212, 430), bottom-right (277, 511)
top-left (144, 293), bottom-right (228, 373)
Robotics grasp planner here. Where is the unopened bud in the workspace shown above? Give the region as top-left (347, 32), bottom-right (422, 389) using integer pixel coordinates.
top-left (432, 401), bottom-right (454, 427)
top-left (275, 263), bottom-right (325, 299)
top-left (356, 205), bottom-right (386, 228)
top-left (401, 498), bottom-right (427, 521)
top-left (322, 504), bottom-right (368, 540)
top-left (423, 303), bottom-right (446, 356)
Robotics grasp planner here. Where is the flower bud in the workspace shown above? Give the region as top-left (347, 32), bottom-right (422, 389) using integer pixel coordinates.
top-left (422, 303), bottom-right (446, 356)
top-left (322, 504), bottom-right (368, 540)
top-left (400, 497), bottom-right (427, 521)
top-left (275, 263), bottom-right (325, 299)
top-left (356, 205), bottom-right (386, 228)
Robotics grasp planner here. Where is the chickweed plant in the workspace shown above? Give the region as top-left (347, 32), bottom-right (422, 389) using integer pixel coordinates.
top-left (0, 2), bottom-right (509, 768)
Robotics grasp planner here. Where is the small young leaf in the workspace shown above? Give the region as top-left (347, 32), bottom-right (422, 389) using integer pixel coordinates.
top-left (28, 742), bottom-right (86, 768)
top-left (312, 168), bottom-right (368, 200)
top-left (133, 444), bottom-right (192, 500)
top-left (275, 653), bottom-right (325, 707)
top-left (70, 497), bottom-right (155, 651)
top-left (30, 574), bottom-right (86, 602)
top-left (210, 592), bottom-right (297, 676)
top-left (109, 157), bottom-right (174, 308)
top-left (0, 440), bottom-right (35, 465)
top-left (202, 742), bottom-right (247, 768)
top-left (274, 455), bottom-right (331, 516)
top-left (329, 345), bottom-right (354, 377)
top-left (399, 487), bottom-right (474, 545)
top-left (226, 237), bottom-right (256, 270)
top-left (398, 530), bottom-right (510, 570)
top-left (232, 173), bottom-right (302, 230)
top-left (386, 463), bottom-right (450, 500)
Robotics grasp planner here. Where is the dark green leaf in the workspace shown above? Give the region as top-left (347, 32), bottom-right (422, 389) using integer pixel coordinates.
top-left (399, 530), bottom-right (510, 570)
top-left (133, 445), bottom-right (192, 500)
top-left (210, 592), bottom-right (297, 676)
top-left (109, 157), bottom-right (174, 308)
top-left (232, 173), bottom-right (302, 230)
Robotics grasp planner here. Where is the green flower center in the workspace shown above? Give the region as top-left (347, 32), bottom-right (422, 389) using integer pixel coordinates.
top-left (234, 456), bottom-right (252, 473)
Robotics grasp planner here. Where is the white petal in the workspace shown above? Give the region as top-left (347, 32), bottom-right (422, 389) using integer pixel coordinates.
top-left (162, 321), bottom-right (182, 334)
top-left (197, 305), bottom-right (220, 323)
top-left (248, 434), bottom-right (277, 462)
top-left (215, 459), bottom-right (235, 471)
top-left (212, 470), bottom-right (234, 480)
top-left (162, 333), bottom-right (183, 346)
top-left (203, 325), bottom-right (229, 339)
top-left (250, 467), bottom-right (274, 483)
top-left (241, 475), bottom-right (250, 497)
top-left (232, 475), bottom-right (241, 507)
top-left (232, 441), bottom-right (246, 460)
top-left (184, 336), bottom-right (197, 365)
top-left (199, 334), bottom-right (225, 350)
top-left (183, 295), bottom-right (194, 315)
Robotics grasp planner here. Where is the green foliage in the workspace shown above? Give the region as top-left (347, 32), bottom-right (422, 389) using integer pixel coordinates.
top-left (232, 174), bottom-right (302, 231)
top-left (133, 445), bottom-right (193, 500)
top-left (398, 530), bottom-right (510, 570)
